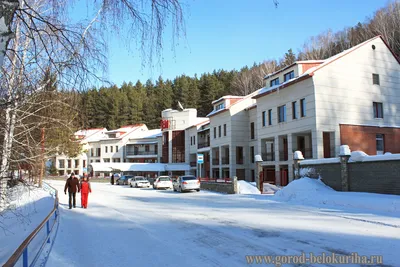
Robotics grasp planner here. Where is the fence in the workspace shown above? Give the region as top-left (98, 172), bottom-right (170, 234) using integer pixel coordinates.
top-left (298, 155), bottom-right (400, 195)
top-left (3, 181), bottom-right (59, 267)
top-left (200, 177), bottom-right (237, 194)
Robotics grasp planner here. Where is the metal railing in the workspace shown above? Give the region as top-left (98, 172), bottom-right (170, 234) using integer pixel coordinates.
top-left (197, 141), bottom-right (210, 149)
top-left (200, 177), bottom-right (232, 183)
top-left (126, 150), bottom-right (157, 156)
top-left (3, 181), bottom-right (59, 267)
top-left (262, 152), bottom-right (275, 161)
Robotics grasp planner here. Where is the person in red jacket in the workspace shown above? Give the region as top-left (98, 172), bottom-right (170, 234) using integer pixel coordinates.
top-left (80, 176), bottom-right (92, 209)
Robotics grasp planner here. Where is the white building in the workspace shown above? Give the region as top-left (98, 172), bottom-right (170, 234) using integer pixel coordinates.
top-left (253, 35), bottom-right (400, 185)
top-left (52, 128), bottom-right (107, 176)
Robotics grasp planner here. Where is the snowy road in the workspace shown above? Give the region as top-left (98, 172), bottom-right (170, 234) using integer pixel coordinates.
top-left (46, 180), bottom-right (399, 267)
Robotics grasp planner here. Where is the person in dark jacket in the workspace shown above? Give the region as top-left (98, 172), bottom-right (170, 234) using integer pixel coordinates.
top-left (64, 173), bottom-right (80, 209)
top-left (110, 174), bottom-right (114, 185)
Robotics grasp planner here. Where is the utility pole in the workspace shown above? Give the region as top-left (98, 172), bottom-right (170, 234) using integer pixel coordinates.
top-left (39, 128), bottom-right (45, 187)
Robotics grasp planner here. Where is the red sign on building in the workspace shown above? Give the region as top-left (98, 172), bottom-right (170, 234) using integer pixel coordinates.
top-left (160, 119), bottom-right (169, 130)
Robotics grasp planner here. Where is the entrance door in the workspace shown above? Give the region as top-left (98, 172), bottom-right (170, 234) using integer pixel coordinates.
top-left (323, 132), bottom-right (331, 158)
top-left (283, 138), bottom-right (288, 161)
top-left (265, 168), bottom-right (276, 184)
top-left (280, 168), bottom-right (288, 186)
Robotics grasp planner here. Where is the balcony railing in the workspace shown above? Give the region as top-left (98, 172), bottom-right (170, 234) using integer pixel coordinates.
top-left (212, 158), bottom-right (219, 165)
top-left (262, 152), bottom-right (275, 161)
top-left (198, 141), bottom-right (210, 149)
top-left (279, 151), bottom-right (288, 161)
top-left (221, 157), bottom-right (229, 165)
top-left (126, 151), bottom-right (158, 156)
top-left (302, 148), bottom-right (313, 159)
top-left (236, 158), bottom-right (244, 164)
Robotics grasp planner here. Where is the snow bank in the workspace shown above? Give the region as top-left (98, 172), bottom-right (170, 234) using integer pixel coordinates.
top-left (0, 184), bottom-right (54, 265)
top-left (249, 182), bottom-right (281, 194)
top-left (238, 181), bottom-right (260, 194)
top-left (274, 178), bottom-right (400, 214)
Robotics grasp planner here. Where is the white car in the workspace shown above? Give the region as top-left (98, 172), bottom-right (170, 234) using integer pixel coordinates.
top-left (173, 175), bottom-right (200, 193)
top-left (130, 176), bottom-right (151, 188)
top-left (153, 176), bottom-right (173, 190)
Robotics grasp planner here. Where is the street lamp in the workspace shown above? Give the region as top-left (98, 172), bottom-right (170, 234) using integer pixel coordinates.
top-left (255, 155), bottom-right (263, 193)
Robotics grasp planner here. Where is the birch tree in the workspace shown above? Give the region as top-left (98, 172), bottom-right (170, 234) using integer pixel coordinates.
top-left (0, 0), bottom-right (185, 209)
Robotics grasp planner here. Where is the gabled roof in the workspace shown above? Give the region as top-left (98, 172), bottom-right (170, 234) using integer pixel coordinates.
top-left (264, 60), bottom-right (324, 79)
top-left (207, 89), bottom-right (262, 118)
top-left (211, 95), bottom-right (243, 105)
top-left (255, 36), bottom-right (399, 99)
top-left (186, 118), bottom-right (210, 130)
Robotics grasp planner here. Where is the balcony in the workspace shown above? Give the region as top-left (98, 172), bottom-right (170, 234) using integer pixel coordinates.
top-left (262, 152), bottom-right (275, 161)
top-left (279, 151), bottom-right (288, 161)
top-left (221, 157), bottom-right (229, 165)
top-left (301, 148), bottom-right (313, 159)
top-left (198, 141), bottom-right (210, 149)
top-left (126, 151), bottom-right (158, 156)
top-left (212, 158), bottom-right (219, 165)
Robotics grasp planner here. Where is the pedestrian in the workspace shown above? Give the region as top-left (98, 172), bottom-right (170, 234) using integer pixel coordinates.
top-left (64, 173), bottom-right (80, 209)
top-left (111, 174), bottom-right (114, 185)
top-left (80, 176), bottom-right (92, 209)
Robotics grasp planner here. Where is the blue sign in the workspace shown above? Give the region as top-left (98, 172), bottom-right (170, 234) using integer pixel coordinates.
top-left (197, 154), bottom-right (204, 164)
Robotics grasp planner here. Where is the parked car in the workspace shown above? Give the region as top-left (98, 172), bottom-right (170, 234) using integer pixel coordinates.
top-left (173, 175), bottom-right (200, 192)
top-left (153, 176), bottom-right (173, 190)
top-left (116, 175), bottom-right (133, 185)
top-left (130, 176), bottom-right (151, 188)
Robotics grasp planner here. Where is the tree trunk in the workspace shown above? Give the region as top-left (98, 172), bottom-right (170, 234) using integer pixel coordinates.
top-left (0, 0), bottom-right (19, 67)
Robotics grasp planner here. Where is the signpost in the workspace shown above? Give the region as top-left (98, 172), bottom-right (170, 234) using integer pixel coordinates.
top-left (197, 154), bottom-right (204, 178)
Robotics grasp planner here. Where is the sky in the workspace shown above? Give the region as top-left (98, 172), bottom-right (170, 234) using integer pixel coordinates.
top-left (73, 0), bottom-right (388, 87)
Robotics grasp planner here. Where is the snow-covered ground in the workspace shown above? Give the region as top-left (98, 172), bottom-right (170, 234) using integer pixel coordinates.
top-left (0, 184), bottom-right (54, 265)
top-left (45, 179), bottom-right (400, 267)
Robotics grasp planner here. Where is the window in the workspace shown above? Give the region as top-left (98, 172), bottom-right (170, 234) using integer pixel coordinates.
top-left (116, 146), bottom-right (118, 152)
top-left (292, 101), bottom-right (297, 119)
top-left (83, 160), bottom-right (86, 168)
top-left (190, 136), bottom-right (192, 145)
top-left (110, 146), bottom-right (113, 153)
top-left (91, 148), bottom-right (94, 156)
top-left (97, 148), bottom-right (101, 156)
top-left (251, 170), bottom-right (255, 182)
top-left (284, 71), bottom-right (294, 82)
top-left (250, 146), bottom-right (254, 163)
top-left (250, 122), bottom-right (255, 140)
top-left (145, 145), bottom-right (149, 152)
top-left (268, 109), bottom-right (272, 125)
top-left (278, 105), bottom-right (286, 123)
top-left (104, 158), bottom-right (110, 163)
top-left (67, 160), bottom-right (71, 168)
top-left (300, 98), bottom-right (306, 117)
top-left (214, 127), bottom-right (217, 139)
top-left (372, 73), bottom-right (380, 85)
top-left (223, 124), bottom-right (226, 136)
top-left (270, 77), bottom-right (279, 87)
top-left (236, 146), bottom-right (243, 164)
top-left (105, 146), bottom-right (108, 153)
top-left (376, 134), bottom-right (384, 155)
top-left (373, 102), bottom-right (383, 118)
top-left (216, 102), bottom-right (225, 111)
top-left (194, 136), bottom-right (196, 145)
top-left (75, 160), bottom-right (79, 167)
top-left (218, 125), bottom-right (221, 138)
top-left (59, 160), bottom-right (65, 168)
top-left (262, 111), bottom-right (266, 127)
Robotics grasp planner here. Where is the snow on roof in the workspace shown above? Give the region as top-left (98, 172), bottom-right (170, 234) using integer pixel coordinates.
top-left (211, 95), bottom-right (243, 105)
top-left (263, 60), bottom-right (323, 79)
top-left (206, 108), bottom-right (228, 117)
top-left (130, 129), bottom-right (162, 139)
top-left (90, 162), bottom-right (190, 172)
top-left (208, 89), bottom-right (262, 117)
top-left (300, 158), bottom-right (341, 165)
top-left (245, 102), bottom-right (257, 111)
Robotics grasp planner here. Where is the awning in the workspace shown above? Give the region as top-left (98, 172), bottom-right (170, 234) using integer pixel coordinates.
top-left (89, 162), bottom-right (190, 172)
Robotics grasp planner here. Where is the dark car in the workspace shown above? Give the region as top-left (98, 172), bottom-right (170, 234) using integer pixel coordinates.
top-left (116, 175), bottom-right (133, 185)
